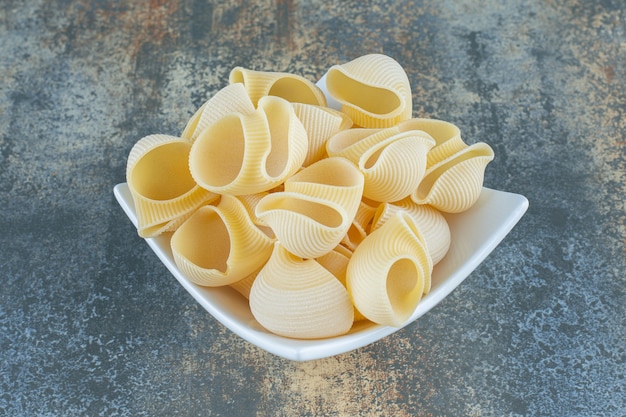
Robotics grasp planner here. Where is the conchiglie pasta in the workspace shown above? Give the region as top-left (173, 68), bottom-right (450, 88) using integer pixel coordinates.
top-left (371, 199), bottom-right (451, 265)
top-left (189, 95), bottom-right (308, 195)
top-left (412, 142), bottom-right (494, 212)
top-left (325, 54), bottom-right (412, 128)
top-left (346, 212), bottom-right (432, 327)
top-left (126, 134), bottom-right (218, 238)
top-left (250, 243), bottom-right (354, 339)
top-left (170, 195), bottom-right (274, 287)
top-left (181, 83), bottom-right (256, 142)
top-left (327, 127), bottom-right (435, 202)
top-left (255, 157), bottom-right (364, 259)
top-left (291, 103), bottom-right (353, 166)
top-left (398, 118), bottom-right (466, 168)
top-left (229, 67), bottom-right (327, 107)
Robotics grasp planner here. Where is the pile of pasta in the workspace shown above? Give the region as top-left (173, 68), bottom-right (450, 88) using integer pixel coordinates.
top-left (126, 54), bottom-right (494, 339)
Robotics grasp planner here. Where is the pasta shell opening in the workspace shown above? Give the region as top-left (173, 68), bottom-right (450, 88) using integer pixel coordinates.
top-left (268, 77), bottom-right (326, 105)
top-left (229, 67), bottom-right (326, 107)
top-left (325, 128), bottom-right (379, 157)
top-left (398, 118), bottom-right (466, 168)
top-left (413, 142), bottom-right (494, 212)
top-left (257, 194), bottom-right (344, 229)
top-left (325, 54), bottom-right (412, 128)
top-left (171, 195), bottom-right (274, 286)
top-left (171, 206), bottom-right (230, 272)
top-left (131, 142), bottom-right (196, 200)
top-left (260, 96), bottom-right (294, 178)
top-left (327, 69), bottom-right (401, 116)
top-left (372, 200), bottom-right (451, 265)
top-left (190, 113), bottom-right (246, 188)
top-left (346, 212), bottom-right (432, 327)
top-left (386, 258), bottom-right (422, 321)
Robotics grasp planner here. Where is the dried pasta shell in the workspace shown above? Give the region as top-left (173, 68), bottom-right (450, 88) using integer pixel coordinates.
top-left (341, 199), bottom-right (378, 251)
top-left (412, 142), bottom-right (495, 213)
top-left (398, 118), bottom-right (466, 167)
top-left (229, 67), bottom-right (327, 107)
top-left (327, 127), bottom-right (435, 202)
top-left (236, 193), bottom-right (275, 238)
top-left (284, 157), bottom-right (364, 213)
top-left (292, 103), bottom-right (353, 166)
top-left (372, 199), bottom-right (451, 265)
top-left (181, 83), bottom-right (256, 142)
top-left (229, 268), bottom-right (260, 300)
top-left (346, 212), bottom-right (432, 327)
top-left (249, 243), bottom-right (354, 339)
top-left (170, 195), bottom-right (274, 287)
top-left (325, 54), bottom-right (412, 128)
top-left (126, 134), bottom-right (218, 238)
top-left (189, 95), bottom-right (308, 195)
top-left (316, 247), bottom-right (368, 322)
top-left (256, 157), bottom-right (364, 259)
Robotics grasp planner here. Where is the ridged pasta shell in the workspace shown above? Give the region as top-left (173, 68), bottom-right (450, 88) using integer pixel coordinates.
top-left (325, 54), bottom-right (412, 128)
top-left (371, 199), bottom-right (451, 265)
top-left (181, 83), bottom-right (256, 142)
top-left (126, 134), bottom-right (218, 238)
top-left (398, 118), bottom-right (466, 167)
top-left (346, 212), bottom-right (432, 327)
top-left (170, 195), bottom-right (274, 287)
top-left (229, 67), bottom-right (327, 107)
top-left (249, 243), bottom-right (354, 339)
top-left (341, 199), bottom-right (378, 251)
top-left (284, 157), bottom-right (364, 212)
top-left (327, 127), bottom-right (435, 202)
top-left (291, 103), bottom-right (353, 167)
top-left (189, 95), bottom-right (308, 195)
top-left (235, 193), bottom-right (275, 238)
top-left (229, 268), bottom-right (260, 300)
top-left (412, 142), bottom-right (495, 213)
top-left (256, 157), bottom-right (364, 259)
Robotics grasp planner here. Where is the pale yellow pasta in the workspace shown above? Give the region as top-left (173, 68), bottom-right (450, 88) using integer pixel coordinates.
top-left (235, 193), bottom-right (275, 238)
top-left (229, 268), bottom-right (260, 300)
top-left (170, 195), bottom-right (274, 287)
top-left (327, 127), bottom-right (436, 202)
top-left (229, 67), bottom-right (327, 107)
top-left (181, 83), bottom-right (256, 142)
top-left (249, 243), bottom-right (354, 339)
top-left (325, 54), bottom-right (412, 128)
top-left (316, 247), bottom-right (368, 322)
top-left (284, 157), bottom-right (364, 212)
top-left (341, 200), bottom-right (378, 251)
top-left (124, 56), bottom-right (498, 341)
top-left (398, 118), bottom-right (466, 167)
top-left (371, 199), bottom-right (451, 265)
top-left (346, 212), bottom-right (432, 327)
top-left (255, 157), bottom-right (364, 259)
top-left (126, 134), bottom-right (218, 238)
top-left (189, 95), bottom-right (308, 195)
top-left (412, 142), bottom-right (494, 213)
top-left (291, 103), bottom-right (353, 166)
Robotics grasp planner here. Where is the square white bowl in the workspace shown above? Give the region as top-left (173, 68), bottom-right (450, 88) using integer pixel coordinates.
top-left (113, 183), bottom-right (528, 361)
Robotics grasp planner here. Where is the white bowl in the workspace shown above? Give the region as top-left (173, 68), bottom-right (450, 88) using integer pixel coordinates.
top-left (113, 182), bottom-right (528, 361)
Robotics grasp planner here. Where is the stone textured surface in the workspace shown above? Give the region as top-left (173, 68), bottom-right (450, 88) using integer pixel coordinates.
top-left (1, 0), bottom-right (624, 415)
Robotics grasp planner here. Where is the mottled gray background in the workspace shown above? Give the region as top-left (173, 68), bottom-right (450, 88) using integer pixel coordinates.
top-left (1, 0), bottom-right (624, 416)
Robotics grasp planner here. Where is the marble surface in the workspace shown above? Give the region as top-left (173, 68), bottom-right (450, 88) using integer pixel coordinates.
top-left (1, 0), bottom-right (624, 415)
